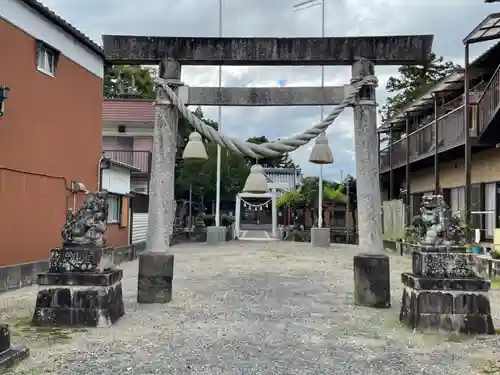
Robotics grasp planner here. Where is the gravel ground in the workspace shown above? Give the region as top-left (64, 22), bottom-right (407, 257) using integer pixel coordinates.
top-left (3, 241), bottom-right (500, 375)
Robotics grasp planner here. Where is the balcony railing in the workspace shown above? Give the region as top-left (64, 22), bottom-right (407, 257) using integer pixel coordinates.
top-left (103, 150), bottom-right (152, 174)
top-left (477, 64), bottom-right (500, 134)
top-left (380, 105), bottom-right (466, 171)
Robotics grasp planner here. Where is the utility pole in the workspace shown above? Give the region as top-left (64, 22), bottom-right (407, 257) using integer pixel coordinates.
top-left (293, 0), bottom-right (326, 228)
top-left (215, 0), bottom-right (223, 228)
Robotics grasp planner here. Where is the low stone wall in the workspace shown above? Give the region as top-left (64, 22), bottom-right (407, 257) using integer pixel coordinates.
top-left (472, 254), bottom-right (500, 279)
top-left (282, 228), bottom-right (358, 244)
top-left (0, 226), bottom-right (235, 295)
top-left (0, 242), bottom-right (147, 295)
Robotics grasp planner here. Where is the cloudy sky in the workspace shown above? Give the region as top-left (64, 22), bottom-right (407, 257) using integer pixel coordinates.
top-left (42, 0), bottom-right (497, 181)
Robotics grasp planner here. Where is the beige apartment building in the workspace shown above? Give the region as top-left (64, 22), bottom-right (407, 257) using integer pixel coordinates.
top-left (379, 33), bottom-right (500, 241)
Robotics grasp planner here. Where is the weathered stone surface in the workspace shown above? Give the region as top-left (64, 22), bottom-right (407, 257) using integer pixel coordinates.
top-left (137, 252), bottom-right (174, 304)
top-left (400, 286), bottom-right (495, 334)
top-left (401, 272), bottom-right (491, 291)
top-left (412, 251), bottom-right (476, 278)
top-left (311, 228), bottom-right (330, 248)
top-left (206, 226), bottom-right (222, 245)
top-left (407, 244), bottom-right (466, 253)
top-left (353, 253), bottom-right (391, 308)
top-left (32, 282), bottom-right (125, 327)
top-left (102, 35), bottom-right (434, 65)
top-left (352, 59), bottom-right (384, 254)
top-left (49, 245), bottom-right (104, 273)
top-left (0, 326), bottom-right (29, 370)
top-left (37, 269), bottom-right (123, 286)
top-left (187, 86), bottom-right (348, 106)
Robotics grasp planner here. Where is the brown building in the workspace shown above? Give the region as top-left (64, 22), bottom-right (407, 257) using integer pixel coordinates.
top-left (0, 0), bottom-right (127, 266)
top-left (378, 24), bottom-right (500, 242)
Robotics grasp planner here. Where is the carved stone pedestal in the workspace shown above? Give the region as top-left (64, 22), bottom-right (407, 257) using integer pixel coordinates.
top-left (32, 246), bottom-right (125, 327)
top-left (0, 325), bottom-right (29, 369)
top-left (399, 244), bottom-right (495, 334)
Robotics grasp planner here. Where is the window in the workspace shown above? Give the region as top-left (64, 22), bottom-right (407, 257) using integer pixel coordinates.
top-left (450, 186), bottom-right (465, 217)
top-left (107, 195), bottom-right (121, 223)
top-left (37, 43), bottom-right (57, 76)
top-left (485, 182), bottom-right (496, 239)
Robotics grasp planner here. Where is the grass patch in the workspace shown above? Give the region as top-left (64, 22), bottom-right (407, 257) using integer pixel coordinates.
top-left (491, 277), bottom-right (500, 289)
top-left (11, 317), bottom-right (87, 344)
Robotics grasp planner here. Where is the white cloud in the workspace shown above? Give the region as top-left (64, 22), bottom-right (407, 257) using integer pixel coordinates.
top-left (41, 0), bottom-right (496, 179)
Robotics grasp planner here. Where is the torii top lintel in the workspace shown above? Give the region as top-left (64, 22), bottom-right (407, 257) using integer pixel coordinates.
top-left (102, 35), bottom-right (434, 66)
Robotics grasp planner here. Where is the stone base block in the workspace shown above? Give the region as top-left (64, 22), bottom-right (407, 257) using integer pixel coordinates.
top-left (311, 228), bottom-right (330, 248)
top-left (0, 325), bottom-right (29, 369)
top-left (400, 272), bottom-right (495, 334)
top-left (206, 226), bottom-right (217, 244)
top-left (412, 251), bottom-right (476, 278)
top-left (137, 252), bottom-right (174, 304)
top-left (353, 253), bottom-right (391, 308)
top-left (206, 226), bottom-right (224, 244)
top-left (32, 270), bottom-right (124, 327)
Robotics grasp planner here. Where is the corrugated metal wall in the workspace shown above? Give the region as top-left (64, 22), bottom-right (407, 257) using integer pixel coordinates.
top-left (132, 213), bottom-right (148, 243)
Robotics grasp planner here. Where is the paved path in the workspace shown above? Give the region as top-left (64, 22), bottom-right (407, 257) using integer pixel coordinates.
top-left (239, 229), bottom-right (273, 241)
top-left (4, 242), bottom-right (500, 374)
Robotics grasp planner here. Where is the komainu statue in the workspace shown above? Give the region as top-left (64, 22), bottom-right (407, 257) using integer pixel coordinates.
top-left (405, 195), bottom-right (465, 246)
top-left (61, 191), bottom-right (109, 247)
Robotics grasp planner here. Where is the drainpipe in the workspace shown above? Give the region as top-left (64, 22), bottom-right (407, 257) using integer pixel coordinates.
top-left (97, 153), bottom-right (105, 190)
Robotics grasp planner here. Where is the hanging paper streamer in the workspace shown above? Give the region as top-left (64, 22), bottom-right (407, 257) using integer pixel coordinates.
top-left (240, 197), bottom-right (272, 211)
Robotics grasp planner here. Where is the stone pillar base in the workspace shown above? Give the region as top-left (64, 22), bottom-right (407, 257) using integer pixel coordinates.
top-left (353, 253), bottom-right (391, 308)
top-left (311, 227), bottom-right (330, 247)
top-left (399, 244), bottom-right (494, 334)
top-left (400, 273), bottom-right (494, 334)
top-left (32, 270), bottom-right (125, 327)
top-left (137, 252), bottom-right (174, 304)
top-left (207, 226), bottom-right (224, 244)
top-left (0, 325), bottom-right (29, 370)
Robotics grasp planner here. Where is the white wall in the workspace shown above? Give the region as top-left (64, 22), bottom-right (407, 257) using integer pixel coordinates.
top-left (101, 165), bottom-right (131, 195)
top-left (131, 178), bottom-right (149, 194)
top-left (132, 213), bottom-right (148, 243)
top-left (2, 0), bottom-right (103, 78)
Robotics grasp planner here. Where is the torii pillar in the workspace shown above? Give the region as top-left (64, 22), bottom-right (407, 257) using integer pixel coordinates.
top-left (137, 58), bottom-right (180, 304)
top-left (351, 58), bottom-right (390, 309)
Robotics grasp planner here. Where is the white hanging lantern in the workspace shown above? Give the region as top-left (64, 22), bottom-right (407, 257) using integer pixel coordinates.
top-left (243, 164), bottom-right (269, 194)
top-left (183, 132), bottom-right (208, 160)
top-left (309, 132), bottom-right (334, 164)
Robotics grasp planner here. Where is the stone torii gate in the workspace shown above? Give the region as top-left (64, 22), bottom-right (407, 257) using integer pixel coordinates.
top-left (103, 34), bottom-right (433, 306)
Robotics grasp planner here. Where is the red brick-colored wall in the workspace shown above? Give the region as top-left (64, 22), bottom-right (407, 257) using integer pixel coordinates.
top-left (0, 20), bottom-right (103, 265)
top-left (106, 224), bottom-right (129, 248)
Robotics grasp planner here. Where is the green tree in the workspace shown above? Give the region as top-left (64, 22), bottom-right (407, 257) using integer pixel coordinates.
top-left (276, 177), bottom-right (345, 225)
top-left (245, 136), bottom-right (298, 169)
top-left (379, 53), bottom-right (461, 123)
top-left (341, 175), bottom-right (357, 229)
top-left (103, 66), bottom-right (251, 209)
top-left (104, 65), bottom-right (156, 99)
top-left (276, 188), bottom-right (306, 209)
top-left (176, 143), bottom-right (249, 206)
